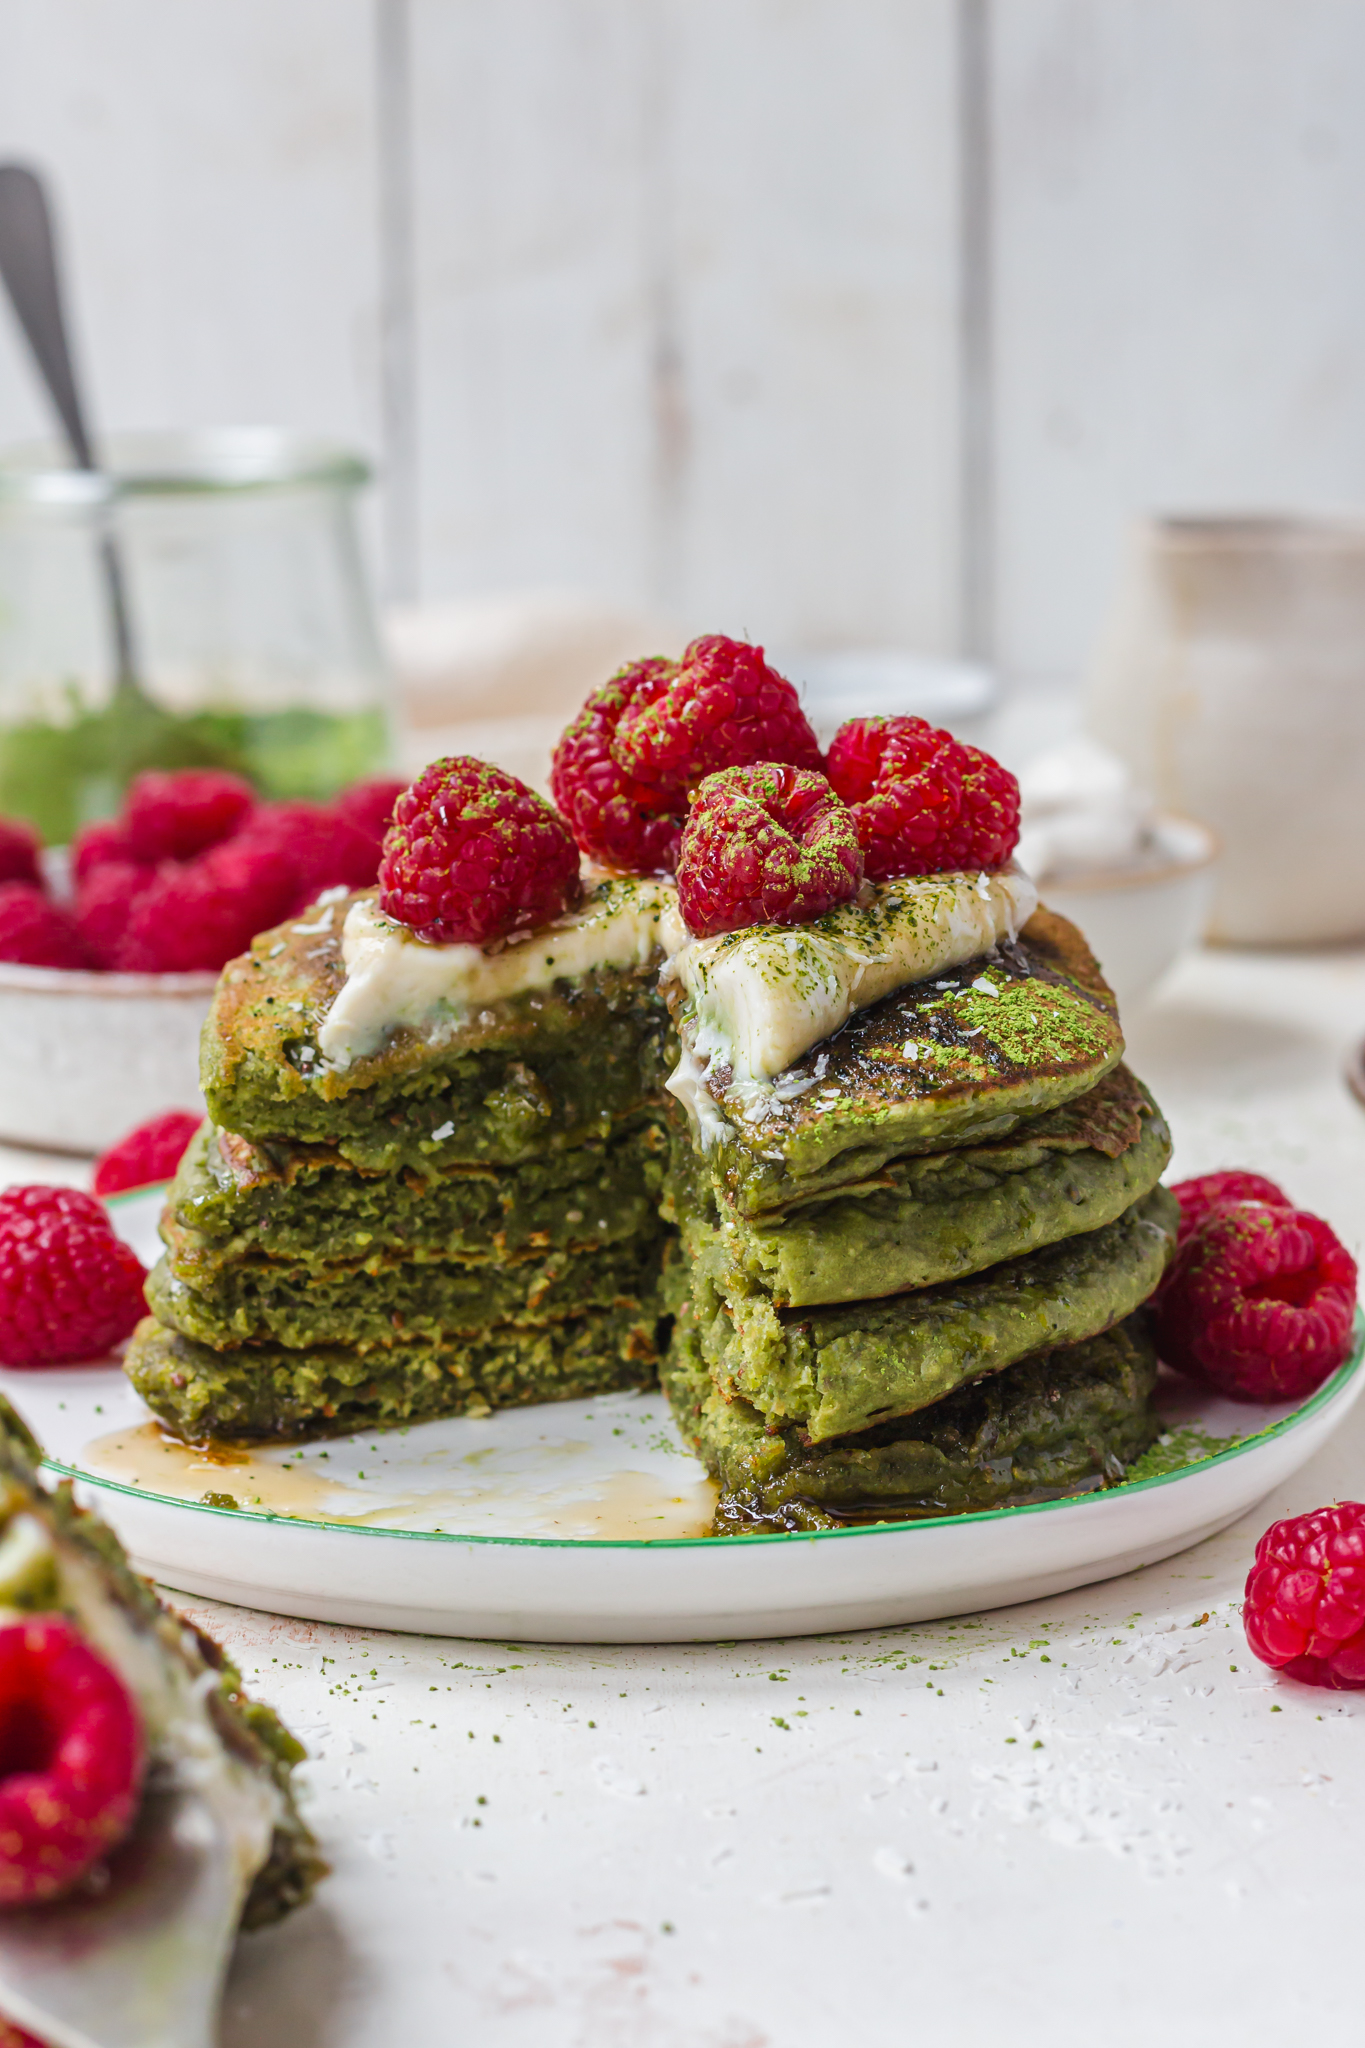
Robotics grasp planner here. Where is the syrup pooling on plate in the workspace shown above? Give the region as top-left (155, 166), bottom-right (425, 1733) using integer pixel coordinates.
top-left (80, 1400), bottom-right (718, 1540)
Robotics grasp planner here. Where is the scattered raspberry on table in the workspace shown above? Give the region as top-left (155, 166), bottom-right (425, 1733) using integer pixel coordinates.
top-left (0, 1614), bottom-right (145, 1905)
top-left (380, 755), bottom-right (582, 945)
top-left (0, 1186), bottom-right (147, 1369)
top-left (1244, 1501), bottom-right (1365, 1688)
top-left (94, 1110), bottom-right (204, 1197)
top-left (677, 763), bottom-right (864, 938)
top-left (1169, 1168), bottom-right (1289, 1250)
top-left (1154, 1198), bottom-right (1358, 1402)
top-left (825, 714), bottom-right (1020, 877)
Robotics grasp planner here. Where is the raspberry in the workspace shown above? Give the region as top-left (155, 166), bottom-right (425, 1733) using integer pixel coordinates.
top-left (614, 635), bottom-right (823, 791)
top-left (0, 2019), bottom-right (44, 2048)
top-left (93, 1110), bottom-right (203, 1197)
top-left (825, 716), bottom-right (1021, 877)
top-left (71, 817), bottom-right (143, 883)
top-left (1243, 1502), bottom-right (1365, 1688)
top-left (74, 861), bottom-right (156, 970)
top-left (0, 884), bottom-right (90, 971)
top-left (1154, 1200), bottom-right (1358, 1402)
top-left (112, 840), bottom-right (286, 975)
top-left (0, 1615), bottom-right (145, 1905)
top-left (122, 769), bottom-right (256, 863)
top-left (1170, 1169), bottom-right (1290, 1251)
top-left (676, 763), bottom-right (864, 938)
top-left (234, 801), bottom-right (380, 915)
top-left (0, 1187), bottom-right (147, 1367)
top-left (0, 819), bottom-right (41, 889)
top-left (550, 656), bottom-right (687, 874)
top-left (334, 777), bottom-right (407, 855)
top-left (380, 757), bottom-right (581, 946)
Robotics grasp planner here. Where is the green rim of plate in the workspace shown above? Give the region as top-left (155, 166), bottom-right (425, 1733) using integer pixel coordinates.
top-left (58, 1187), bottom-right (1365, 1552)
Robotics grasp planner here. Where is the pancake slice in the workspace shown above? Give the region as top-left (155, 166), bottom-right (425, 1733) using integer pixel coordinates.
top-left (662, 1301), bottom-right (1160, 1532)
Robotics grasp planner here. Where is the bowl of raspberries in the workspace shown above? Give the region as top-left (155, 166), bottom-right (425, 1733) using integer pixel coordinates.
top-left (0, 768), bottom-right (404, 1152)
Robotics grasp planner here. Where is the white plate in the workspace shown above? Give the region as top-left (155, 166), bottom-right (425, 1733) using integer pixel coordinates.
top-left (14, 1187), bottom-right (1364, 1644)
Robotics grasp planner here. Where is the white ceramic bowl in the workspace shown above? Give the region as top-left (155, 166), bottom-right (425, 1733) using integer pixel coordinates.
top-left (1034, 812), bottom-right (1218, 1013)
top-left (0, 962), bottom-right (215, 1152)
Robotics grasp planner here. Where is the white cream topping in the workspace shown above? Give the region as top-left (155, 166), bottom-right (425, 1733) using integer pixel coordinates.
top-left (317, 877), bottom-right (687, 1069)
top-left (662, 866), bottom-right (1038, 1104)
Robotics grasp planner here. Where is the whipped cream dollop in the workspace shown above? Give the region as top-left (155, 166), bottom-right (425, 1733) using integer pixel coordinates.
top-left (662, 865), bottom-right (1037, 1098)
top-left (317, 877), bottom-right (687, 1068)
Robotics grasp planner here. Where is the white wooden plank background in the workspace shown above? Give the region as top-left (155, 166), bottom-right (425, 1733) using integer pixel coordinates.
top-left (0, 0), bottom-right (1363, 686)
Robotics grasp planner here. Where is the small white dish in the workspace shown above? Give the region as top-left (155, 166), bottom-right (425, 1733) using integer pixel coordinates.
top-left (1035, 811), bottom-right (1217, 1012)
top-left (0, 962), bottom-right (212, 1151)
top-left (8, 1188), bottom-right (1354, 1647)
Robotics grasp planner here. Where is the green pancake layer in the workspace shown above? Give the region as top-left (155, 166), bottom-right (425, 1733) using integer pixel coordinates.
top-left (672, 909), bottom-right (1124, 1218)
top-left (201, 890), bottom-right (673, 1173)
top-left (148, 1223), bottom-right (666, 1352)
top-left (671, 1066), bottom-right (1170, 1308)
top-left (124, 1300), bottom-right (665, 1443)
top-left (687, 1185), bottom-right (1178, 1442)
top-left (662, 1302), bottom-right (1160, 1532)
top-left (168, 1122), bottom-right (668, 1270)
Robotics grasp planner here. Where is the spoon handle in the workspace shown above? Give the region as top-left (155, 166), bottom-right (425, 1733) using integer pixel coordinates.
top-left (0, 161), bottom-right (141, 691)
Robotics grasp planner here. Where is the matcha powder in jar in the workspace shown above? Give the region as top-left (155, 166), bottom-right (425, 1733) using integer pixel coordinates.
top-left (0, 427), bottom-right (391, 844)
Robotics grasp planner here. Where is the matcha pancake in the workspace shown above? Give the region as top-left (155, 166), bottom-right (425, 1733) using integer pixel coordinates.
top-left (169, 1121), bottom-right (666, 1271)
top-left (688, 1184), bottom-right (1178, 1441)
top-left (672, 909), bottom-right (1124, 1218)
top-left (125, 1297), bottom-right (665, 1443)
top-left (148, 1222), bottom-right (666, 1352)
top-left (662, 1302), bottom-right (1159, 1532)
top-left (672, 1066), bottom-right (1170, 1308)
top-left (201, 886), bottom-right (675, 1174)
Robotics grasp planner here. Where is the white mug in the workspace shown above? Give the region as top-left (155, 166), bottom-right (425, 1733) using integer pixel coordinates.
top-left (1089, 514), bottom-right (1365, 944)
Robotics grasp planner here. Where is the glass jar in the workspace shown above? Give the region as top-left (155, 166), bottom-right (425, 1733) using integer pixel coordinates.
top-left (0, 428), bottom-right (391, 843)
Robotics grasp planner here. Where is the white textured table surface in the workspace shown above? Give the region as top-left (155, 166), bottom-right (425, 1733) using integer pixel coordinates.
top-left (12, 943), bottom-right (1365, 2048)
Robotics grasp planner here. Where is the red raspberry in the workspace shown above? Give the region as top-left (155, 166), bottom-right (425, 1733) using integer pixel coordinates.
top-left (71, 817), bottom-right (144, 883)
top-left (334, 777), bottom-right (408, 855)
top-left (234, 801), bottom-right (380, 915)
top-left (0, 819), bottom-right (41, 889)
top-left (112, 841), bottom-right (283, 975)
top-left (0, 1615), bottom-right (145, 1905)
top-left (0, 884), bottom-right (90, 971)
top-left (74, 861), bottom-right (156, 971)
top-left (1244, 1502), bottom-right (1365, 1688)
top-left (1170, 1169), bottom-right (1289, 1251)
top-left (550, 655), bottom-right (687, 875)
top-left (614, 635), bottom-right (823, 791)
top-left (0, 1186), bottom-right (147, 1367)
top-left (676, 763), bottom-right (864, 938)
top-left (381, 757), bottom-right (581, 946)
top-left (93, 1110), bottom-right (204, 1197)
top-left (0, 2019), bottom-right (44, 2047)
top-left (122, 769), bottom-right (256, 863)
top-left (825, 715), bottom-right (1021, 877)
top-left (1154, 1200), bottom-right (1358, 1402)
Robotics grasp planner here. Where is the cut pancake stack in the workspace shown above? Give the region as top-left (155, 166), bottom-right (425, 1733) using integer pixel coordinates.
top-left (658, 900), bottom-right (1179, 1531)
top-left (126, 882), bottom-right (680, 1442)
top-left (124, 868), bottom-right (1179, 1541)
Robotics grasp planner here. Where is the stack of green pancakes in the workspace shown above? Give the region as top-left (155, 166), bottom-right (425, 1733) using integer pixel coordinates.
top-left (658, 905), bottom-right (1178, 1531)
top-left (125, 887), bottom-right (679, 1441)
top-left (124, 876), bottom-right (1177, 1542)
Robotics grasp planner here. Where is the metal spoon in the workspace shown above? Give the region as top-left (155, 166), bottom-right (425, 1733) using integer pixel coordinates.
top-left (0, 161), bottom-right (141, 693)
